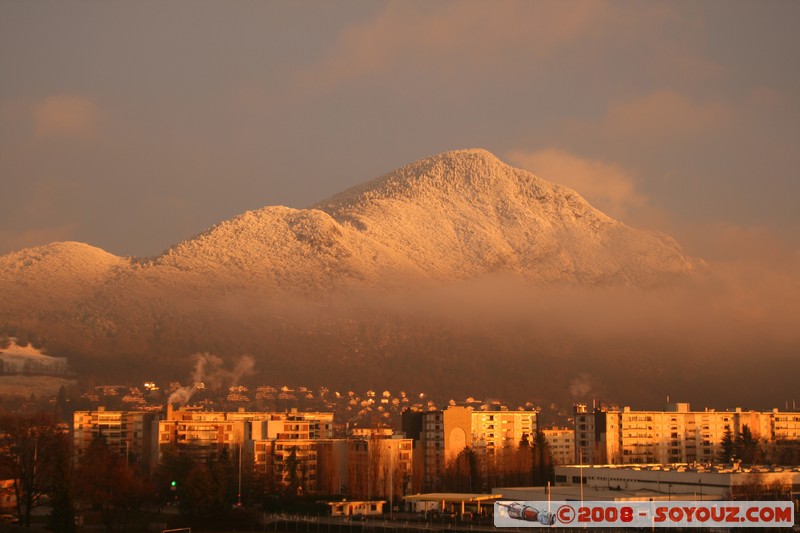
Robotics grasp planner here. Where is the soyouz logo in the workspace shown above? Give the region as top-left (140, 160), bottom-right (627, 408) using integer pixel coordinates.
top-left (494, 501), bottom-right (795, 528)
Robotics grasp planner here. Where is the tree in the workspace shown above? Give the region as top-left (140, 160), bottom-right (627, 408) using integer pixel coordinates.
top-left (284, 446), bottom-right (302, 496)
top-left (511, 433), bottom-right (534, 486)
top-left (531, 429), bottom-right (555, 486)
top-left (316, 441), bottom-right (340, 495)
top-left (0, 412), bottom-right (62, 527)
top-left (766, 440), bottom-right (800, 466)
top-left (732, 473), bottom-right (791, 501)
top-left (15, 332), bottom-right (29, 348)
top-left (181, 460), bottom-right (230, 520)
top-left (719, 428), bottom-right (737, 463)
top-left (47, 432), bottom-right (76, 533)
top-left (737, 425), bottom-right (761, 465)
top-left (442, 447), bottom-right (479, 492)
top-left (154, 445), bottom-right (194, 505)
top-left (54, 385), bottom-right (70, 424)
top-left (74, 435), bottom-right (154, 532)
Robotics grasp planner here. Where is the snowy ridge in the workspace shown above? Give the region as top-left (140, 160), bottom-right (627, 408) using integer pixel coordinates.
top-left (315, 149), bottom-right (690, 284)
top-left (0, 149), bottom-right (697, 304)
top-left (149, 149), bottom-right (694, 289)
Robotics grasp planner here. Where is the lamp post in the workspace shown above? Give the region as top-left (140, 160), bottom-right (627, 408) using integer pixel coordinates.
top-left (547, 481), bottom-right (551, 516)
top-left (237, 443), bottom-right (243, 507)
top-left (579, 449), bottom-right (584, 505)
top-left (388, 442), bottom-right (393, 520)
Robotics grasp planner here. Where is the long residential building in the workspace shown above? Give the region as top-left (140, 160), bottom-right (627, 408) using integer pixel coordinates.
top-left (574, 403), bottom-right (800, 466)
top-left (157, 406), bottom-right (412, 499)
top-left (158, 406), bottom-right (334, 462)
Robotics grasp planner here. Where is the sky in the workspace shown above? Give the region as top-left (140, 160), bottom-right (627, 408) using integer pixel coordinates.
top-left (1, 1), bottom-right (799, 261)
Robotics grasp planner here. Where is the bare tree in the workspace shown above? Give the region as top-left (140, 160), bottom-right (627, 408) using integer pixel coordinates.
top-left (0, 412), bottom-right (63, 527)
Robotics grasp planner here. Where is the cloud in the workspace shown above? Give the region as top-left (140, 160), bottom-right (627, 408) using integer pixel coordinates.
top-left (563, 90), bottom-right (732, 150)
top-left (569, 373), bottom-right (593, 400)
top-left (299, 1), bottom-right (615, 88)
top-left (604, 90), bottom-right (730, 141)
top-left (34, 95), bottom-right (99, 138)
top-left (298, 1), bottom-right (721, 99)
top-left (507, 148), bottom-right (649, 222)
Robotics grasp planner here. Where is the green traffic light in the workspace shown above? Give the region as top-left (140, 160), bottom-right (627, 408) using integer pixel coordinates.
top-left (171, 481), bottom-right (177, 487)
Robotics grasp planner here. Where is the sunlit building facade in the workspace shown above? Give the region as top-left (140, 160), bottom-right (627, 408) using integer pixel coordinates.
top-left (73, 407), bottom-right (159, 470)
top-left (542, 427), bottom-right (575, 465)
top-left (574, 403), bottom-right (800, 465)
top-left (407, 405), bottom-right (537, 490)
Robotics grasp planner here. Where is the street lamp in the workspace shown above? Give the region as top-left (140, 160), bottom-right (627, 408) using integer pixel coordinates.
top-left (579, 449), bottom-right (584, 505)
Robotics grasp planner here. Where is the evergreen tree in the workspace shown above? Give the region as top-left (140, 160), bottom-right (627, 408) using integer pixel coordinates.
top-left (531, 429), bottom-right (555, 486)
top-left (720, 428), bottom-right (737, 463)
top-left (442, 447), bottom-right (480, 492)
top-left (54, 385), bottom-right (70, 423)
top-left (737, 425), bottom-right (761, 465)
top-left (284, 446), bottom-right (301, 496)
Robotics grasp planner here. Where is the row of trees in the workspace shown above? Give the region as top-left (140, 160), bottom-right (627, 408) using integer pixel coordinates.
top-left (440, 430), bottom-right (555, 493)
top-left (0, 411), bottom-right (161, 532)
top-left (2, 412), bottom-right (419, 531)
top-left (0, 329), bottom-right (46, 350)
top-left (0, 412), bottom-right (257, 532)
top-left (719, 424), bottom-right (800, 466)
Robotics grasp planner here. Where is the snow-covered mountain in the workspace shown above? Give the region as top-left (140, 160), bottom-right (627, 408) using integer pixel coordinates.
top-left (0, 149), bottom-right (712, 403)
top-left (151, 148), bottom-right (696, 289)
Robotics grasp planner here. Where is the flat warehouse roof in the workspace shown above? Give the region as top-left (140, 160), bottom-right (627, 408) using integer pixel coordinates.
top-left (404, 493), bottom-right (502, 503)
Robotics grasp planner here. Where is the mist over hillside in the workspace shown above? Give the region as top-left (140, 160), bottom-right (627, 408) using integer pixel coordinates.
top-left (1, 150), bottom-right (797, 409)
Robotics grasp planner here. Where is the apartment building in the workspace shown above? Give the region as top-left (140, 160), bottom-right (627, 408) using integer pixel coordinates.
top-left (158, 407), bottom-right (249, 462)
top-left (773, 410), bottom-right (800, 440)
top-left (343, 436), bottom-right (414, 501)
top-left (158, 406), bottom-right (333, 463)
top-left (574, 403), bottom-right (800, 465)
top-left (542, 427), bottom-right (575, 465)
top-left (73, 407), bottom-right (159, 470)
top-left (403, 405), bottom-right (537, 490)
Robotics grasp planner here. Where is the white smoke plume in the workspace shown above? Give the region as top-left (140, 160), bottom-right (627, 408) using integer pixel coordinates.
top-left (569, 373), bottom-right (593, 400)
top-left (167, 352), bottom-right (256, 406)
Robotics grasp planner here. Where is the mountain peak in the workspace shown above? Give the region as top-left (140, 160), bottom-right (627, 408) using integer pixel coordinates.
top-left (1, 149), bottom-right (697, 295)
top-left (316, 148), bottom-right (519, 212)
top-left (308, 149), bottom-right (692, 284)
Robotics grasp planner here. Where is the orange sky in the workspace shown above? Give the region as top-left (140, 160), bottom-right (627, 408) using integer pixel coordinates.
top-left (1, 1), bottom-right (798, 263)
